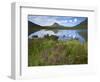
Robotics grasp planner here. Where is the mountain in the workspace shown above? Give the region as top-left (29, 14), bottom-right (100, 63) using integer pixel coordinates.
top-left (28, 19), bottom-right (88, 35)
top-left (28, 21), bottom-right (42, 35)
top-left (49, 19), bottom-right (88, 29)
top-left (74, 19), bottom-right (88, 29)
top-left (51, 22), bottom-right (63, 27)
top-left (28, 21), bottom-right (41, 27)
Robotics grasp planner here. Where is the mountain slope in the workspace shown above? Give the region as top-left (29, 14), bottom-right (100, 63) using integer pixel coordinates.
top-left (74, 19), bottom-right (88, 29)
top-left (47, 19), bottom-right (88, 29)
top-left (28, 21), bottom-right (41, 28)
top-left (51, 22), bottom-right (63, 27)
top-left (28, 19), bottom-right (88, 35)
top-left (28, 21), bottom-right (42, 35)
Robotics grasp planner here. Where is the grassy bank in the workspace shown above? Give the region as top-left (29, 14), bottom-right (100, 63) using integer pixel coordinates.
top-left (28, 38), bottom-right (88, 66)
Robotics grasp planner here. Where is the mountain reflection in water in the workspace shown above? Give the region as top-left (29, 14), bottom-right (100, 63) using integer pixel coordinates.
top-left (29, 29), bottom-right (87, 43)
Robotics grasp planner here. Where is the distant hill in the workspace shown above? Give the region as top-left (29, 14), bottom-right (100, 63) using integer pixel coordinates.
top-left (74, 19), bottom-right (88, 29)
top-left (51, 22), bottom-right (63, 27)
top-left (28, 21), bottom-right (42, 35)
top-left (28, 21), bottom-right (41, 28)
top-left (28, 19), bottom-right (88, 35)
top-left (45, 19), bottom-right (88, 29)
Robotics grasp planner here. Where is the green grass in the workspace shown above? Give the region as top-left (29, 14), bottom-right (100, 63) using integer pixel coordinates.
top-left (28, 37), bottom-right (88, 66)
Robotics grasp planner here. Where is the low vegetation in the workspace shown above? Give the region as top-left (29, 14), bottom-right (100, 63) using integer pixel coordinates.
top-left (28, 36), bottom-right (88, 66)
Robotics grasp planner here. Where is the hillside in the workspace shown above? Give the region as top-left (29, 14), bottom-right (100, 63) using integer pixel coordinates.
top-left (28, 19), bottom-right (88, 34)
top-left (74, 19), bottom-right (88, 29)
top-left (50, 22), bottom-right (64, 27)
top-left (28, 21), bottom-right (42, 35)
top-left (45, 19), bottom-right (88, 29)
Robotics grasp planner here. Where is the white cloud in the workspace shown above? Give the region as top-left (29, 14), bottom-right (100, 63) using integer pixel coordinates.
top-left (28, 16), bottom-right (57, 26)
top-left (28, 15), bottom-right (87, 27)
top-left (74, 18), bottom-right (77, 22)
top-left (69, 20), bottom-right (73, 23)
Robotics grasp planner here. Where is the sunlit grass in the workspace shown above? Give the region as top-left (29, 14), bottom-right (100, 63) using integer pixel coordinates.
top-left (28, 38), bottom-right (88, 66)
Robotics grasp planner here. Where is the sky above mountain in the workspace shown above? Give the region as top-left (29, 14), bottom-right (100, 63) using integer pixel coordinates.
top-left (28, 15), bottom-right (87, 27)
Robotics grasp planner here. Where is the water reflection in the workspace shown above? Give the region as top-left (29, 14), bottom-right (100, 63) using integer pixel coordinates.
top-left (28, 29), bottom-right (87, 43)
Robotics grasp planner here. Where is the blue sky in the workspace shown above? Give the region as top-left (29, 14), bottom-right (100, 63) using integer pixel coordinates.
top-left (28, 15), bottom-right (87, 27)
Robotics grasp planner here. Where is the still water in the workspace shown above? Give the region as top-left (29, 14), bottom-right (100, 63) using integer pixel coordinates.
top-left (29, 29), bottom-right (87, 43)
